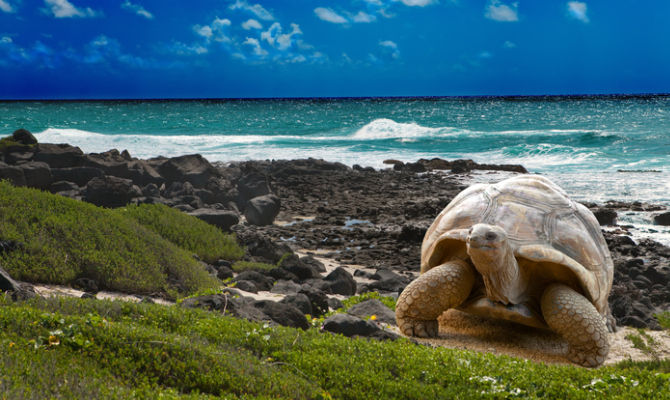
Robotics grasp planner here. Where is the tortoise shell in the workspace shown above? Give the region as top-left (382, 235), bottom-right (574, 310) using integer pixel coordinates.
top-left (421, 175), bottom-right (613, 315)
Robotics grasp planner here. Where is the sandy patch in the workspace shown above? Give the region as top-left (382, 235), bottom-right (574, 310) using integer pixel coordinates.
top-left (395, 308), bottom-right (670, 367)
top-left (33, 284), bottom-right (173, 306)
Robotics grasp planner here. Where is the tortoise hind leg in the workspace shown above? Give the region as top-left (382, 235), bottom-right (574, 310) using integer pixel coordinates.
top-left (396, 259), bottom-right (475, 338)
top-left (541, 283), bottom-right (609, 367)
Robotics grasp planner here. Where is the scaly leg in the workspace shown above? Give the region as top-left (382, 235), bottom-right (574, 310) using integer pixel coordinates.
top-left (541, 283), bottom-right (609, 367)
top-left (396, 260), bottom-right (475, 338)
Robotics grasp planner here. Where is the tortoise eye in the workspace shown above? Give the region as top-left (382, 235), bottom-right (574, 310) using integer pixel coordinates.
top-left (485, 232), bottom-right (497, 241)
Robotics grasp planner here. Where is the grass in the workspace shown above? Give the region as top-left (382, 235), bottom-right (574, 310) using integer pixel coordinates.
top-left (626, 329), bottom-right (661, 361)
top-left (231, 260), bottom-right (276, 272)
top-left (1, 295), bottom-right (669, 399)
top-left (119, 204), bottom-right (244, 264)
top-left (0, 136), bottom-right (33, 152)
top-left (0, 181), bottom-right (233, 298)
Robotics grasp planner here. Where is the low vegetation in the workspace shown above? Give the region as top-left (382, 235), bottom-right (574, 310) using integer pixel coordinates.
top-left (0, 182), bottom-right (243, 298)
top-left (119, 203), bottom-right (244, 264)
top-left (1, 295), bottom-right (669, 399)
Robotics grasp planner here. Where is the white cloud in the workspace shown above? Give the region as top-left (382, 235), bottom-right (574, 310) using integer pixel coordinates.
top-left (351, 11), bottom-right (375, 23)
top-left (1, 36), bottom-right (12, 43)
top-left (242, 18), bottom-right (262, 30)
top-left (194, 18), bottom-right (232, 43)
top-left (314, 7), bottom-right (348, 24)
top-left (44, 0), bottom-right (98, 18)
top-left (229, 0), bottom-right (273, 21)
top-left (379, 40), bottom-right (400, 59)
top-left (261, 22), bottom-right (302, 51)
top-left (396, 0), bottom-right (437, 6)
top-left (121, 1), bottom-right (153, 19)
top-left (243, 37), bottom-right (268, 56)
top-left (0, 0), bottom-right (14, 13)
top-left (503, 40), bottom-right (516, 48)
top-left (567, 1), bottom-right (589, 23)
top-left (485, 0), bottom-right (518, 22)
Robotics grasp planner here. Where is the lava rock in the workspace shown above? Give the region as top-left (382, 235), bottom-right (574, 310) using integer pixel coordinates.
top-left (156, 154), bottom-right (218, 187)
top-left (20, 161), bottom-right (53, 190)
top-left (12, 128), bottom-right (37, 145)
top-left (347, 299), bottom-right (397, 325)
top-left (270, 279), bottom-right (302, 294)
top-left (322, 313), bottom-right (380, 337)
top-left (279, 253), bottom-right (321, 281)
top-left (593, 208), bottom-right (618, 226)
top-left (0, 265), bottom-right (21, 293)
top-left (653, 211), bottom-right (670, 226)
top-left (34, 143), bottom-right (84, 168)
top-left (323, 267), bottom-right (357, 296)
top-left (84, 175), bottom-right (140, 208)
top-left (234, 270), bottom-right (274, 291)
top-left (253, 300), bottom-right (309, 329)
top-left (280, 293), bottom-right (313, 315)
top-left (234, 280), bottom-right (258, 293)
top-left (245, 194), bottom-right (281, 226)
top-left (299, 288), bottom-right (330, 317)
top-left (188, 209), bottom-right (239, 232)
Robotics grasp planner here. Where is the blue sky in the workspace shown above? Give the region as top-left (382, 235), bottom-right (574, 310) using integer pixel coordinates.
top-left (1, 0), bottom-right (669, 99)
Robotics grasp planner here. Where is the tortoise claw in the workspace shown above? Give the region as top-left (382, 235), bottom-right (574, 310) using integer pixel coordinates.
top-left (398, 318), bottom-right (439, 338)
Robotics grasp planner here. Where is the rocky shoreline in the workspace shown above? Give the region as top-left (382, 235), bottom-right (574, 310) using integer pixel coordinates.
top-left (1, 128), bottom-right (669, 335)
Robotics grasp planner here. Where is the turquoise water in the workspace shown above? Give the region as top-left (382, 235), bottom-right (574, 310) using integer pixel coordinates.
top-left (1, 96), bottom-right (669, 206)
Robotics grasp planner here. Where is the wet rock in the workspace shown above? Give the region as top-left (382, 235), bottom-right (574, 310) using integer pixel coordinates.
top-left (245, 194), bottom-right (281, 226)
top-left (653, 212), bottom-right (670, 226)
top-left (593, 208), bottom-right (617, 226)
top-left (347, 299), bottom-right (396, 325)
top-left (188, 209), bottom-right (239, 232)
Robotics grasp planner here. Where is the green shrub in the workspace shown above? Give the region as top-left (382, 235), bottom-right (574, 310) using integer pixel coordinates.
top-left (231, 261), bottom-right (276, 272)
top-left (119, 204), bottom-right (244, 263)
top-left (341, 292), bottom-right (397, 311)
top-left (0, 182), bottom-right (218, 298)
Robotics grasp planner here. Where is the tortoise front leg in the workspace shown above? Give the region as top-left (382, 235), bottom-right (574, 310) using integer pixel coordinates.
top-left (396, 259), bottom-right (475, 338)
top-left (541, 283), bottom-right (609, 367)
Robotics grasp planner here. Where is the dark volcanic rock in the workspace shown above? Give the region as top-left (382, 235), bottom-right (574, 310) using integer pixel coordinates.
top-left (19, 161), bottom-right (53, 189)
top-left (593, 208), bottom-right (617, 226)
top-left (12, 128), bottom-right (38, 145)
top-left (51, 167), bottom-right (104, 187)
top-left (84, 176), bottom-right (140, 208)
top-left (156, 154), bottom-right (218, 187)
top-left (245, 194), bottom-right (281, 226)
top-left (253, 300), bottom-right (309, 329)
top-left (280, 293), bottom-right (313, 315)
top-left (299, 288), bottom-right (330, 317)
top-left (180, 292), bottom-right (268, 322)
top-left (234, 270), bottom-right (274, 291)
top-left (0, 161), bottom-right (26, 186)
top-left (34, 143), bottom-right (84, 168)
top-left (323, 267), bottom-right (357, 296)
top-left (278, 253), bottom-right (321, 281)
top-left (188, 209), bottom-right (239, 232)
top-left (234, 280), bottom-right (258, 293)
top-left (322, 313), bottom-right (380, 337)
top-left (653, 212), bottom-right (670, 226)
top-left (347, 299), bottom-right (397, 325)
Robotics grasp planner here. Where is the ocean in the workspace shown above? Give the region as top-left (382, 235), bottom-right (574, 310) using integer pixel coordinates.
top-left (2, 96), bottom-right (669, 242)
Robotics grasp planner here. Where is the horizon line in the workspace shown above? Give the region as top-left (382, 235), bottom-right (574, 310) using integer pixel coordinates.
top-left (1, 92), bottom-right (670, 102)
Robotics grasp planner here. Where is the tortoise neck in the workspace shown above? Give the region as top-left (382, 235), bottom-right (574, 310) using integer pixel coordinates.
top-left (467, 241), bottom-right (525, 305)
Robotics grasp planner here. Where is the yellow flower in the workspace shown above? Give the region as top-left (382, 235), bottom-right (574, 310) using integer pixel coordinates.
top-left (8, 342), bottom-right (15, 348)
top-left (370, 315), bottom-right (377, 321)
top-left (48, 335), bottom-right (60, 346)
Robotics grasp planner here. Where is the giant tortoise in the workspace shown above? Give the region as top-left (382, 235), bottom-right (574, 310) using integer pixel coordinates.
top-left (395, 174), bottom-right (614, 367)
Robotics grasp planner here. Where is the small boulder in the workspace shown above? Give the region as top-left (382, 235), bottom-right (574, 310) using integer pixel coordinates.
top-left (299, 288), bottom-right (330, 317)
top-left (593, 208), bottom-right (617, 226)
top-left (0, 161), bottom-right (26, 186)
top-left (271, 279), bottom-right (302, 294)
top-left (323, 267), bottom-right (357, 295)
top-left (234, 270), bottom-right (274, 291)
top-left (34, 143), bottom-right (84, 168)
top-left (278, 253), bottom-right (321, 281)
top-left (653, 211), bottom-right (670, 226)
top-left (11, 128), bottom-right (37, 145)
top-left (84, 176), bottom-right (140, 208)
top-left (188, 209), bottom-right (239, 232)
top-left (244, 194), bottom-right (281, 226)
top-left (51, 167), bottom-right (104, 187)
top-left (322, 314), bottom-right (380, 337)
top-left (20, 161), bottom-right (53, 190)
top-left (280, 293), bottom-right (313, 315)
top-left (347, 299), bottom-right (396, 325)
top-left (234, 280), bottom-right (259, 293)
top-left (157, 154), bottom-right (217, 187)
top-left (253, 300), bottom-right (309, 329)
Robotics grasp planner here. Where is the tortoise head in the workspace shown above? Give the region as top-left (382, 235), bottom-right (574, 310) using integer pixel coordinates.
top-left (466, 223), bottom-right (525, 305)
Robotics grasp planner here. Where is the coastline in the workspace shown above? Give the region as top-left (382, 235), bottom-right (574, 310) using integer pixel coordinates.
top-left (2, 131), bottom-right (670, 367)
